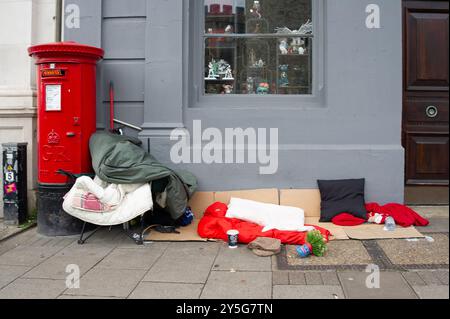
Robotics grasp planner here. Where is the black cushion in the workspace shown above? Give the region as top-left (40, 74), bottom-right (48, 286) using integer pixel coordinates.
top-left (318, 179), bottom-right (368, 222)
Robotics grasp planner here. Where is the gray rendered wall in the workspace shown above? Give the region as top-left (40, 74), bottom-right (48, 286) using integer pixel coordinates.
top-left (64, 0), bottom-right (405, 204)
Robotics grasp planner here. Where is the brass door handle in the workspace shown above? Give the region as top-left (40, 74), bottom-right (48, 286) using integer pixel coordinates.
top-left (66, 132), bottom-right (76, 137)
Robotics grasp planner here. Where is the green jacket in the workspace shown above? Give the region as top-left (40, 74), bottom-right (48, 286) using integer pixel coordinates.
top-left (89, 132), bottom-right (197, 220)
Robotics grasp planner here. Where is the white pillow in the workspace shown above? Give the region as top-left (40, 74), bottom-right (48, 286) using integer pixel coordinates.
top-left (225, 197), bottom-right (314, 232)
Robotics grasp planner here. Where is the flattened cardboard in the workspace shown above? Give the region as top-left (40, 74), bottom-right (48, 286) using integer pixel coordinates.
top-left (305, 217), bottom-right (350, 240)
top-left (188, 192), bottom-right (215, 217)
top-left (144, 188), bottom-right (425, 243)
top-left (145, 192), bottom-right (214, 242)
top-left (214, 189), bottom-right (279, 205)
top-left (305, 217), bottom-right (425, 241)
top-left (344, 224), bottom-right (425, 240)
top-left (280, 189), bottom-right (321, 217)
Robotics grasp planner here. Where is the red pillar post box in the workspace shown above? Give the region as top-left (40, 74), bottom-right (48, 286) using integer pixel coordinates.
top-left (28, 42), bottom-right (104, 236)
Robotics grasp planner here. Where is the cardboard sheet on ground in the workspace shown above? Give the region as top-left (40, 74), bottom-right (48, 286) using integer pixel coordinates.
top-left (144, 189), bottom-right (426, 242)
top-left (145, 192), bottom-right (214, 242)
top-left (305, 218), bottom-right (349, 240)
top-left (343, 224), bottom-right (425, 240)
top-left (305, 217), bottom-right (425, 240)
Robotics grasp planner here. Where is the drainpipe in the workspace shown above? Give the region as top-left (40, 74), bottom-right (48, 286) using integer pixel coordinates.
top-left (55, 0), bottom-right (63, 42)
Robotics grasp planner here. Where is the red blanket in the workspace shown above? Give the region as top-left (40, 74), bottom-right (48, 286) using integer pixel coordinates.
top-left (197, 202), bottom-right (331, 245)
top-left (332, 203), bottom-right (430, 227)
top-left (365, 203), bottom-right (429, 227)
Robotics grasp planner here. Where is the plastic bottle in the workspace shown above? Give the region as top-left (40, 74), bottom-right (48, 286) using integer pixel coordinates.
top-left (384, 216), bottom-right (396, 231)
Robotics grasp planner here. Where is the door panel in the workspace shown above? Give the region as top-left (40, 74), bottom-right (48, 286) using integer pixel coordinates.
top-left (405, 96), bottom-right (449, 123)
top-left (406, 11), bottom-right (449, 91)
top-left (403, 0), bottom-right (449, 186)
top-left (406, 133), bottom-right (449, 184)
top-left (403, 0), bottom-right (450, 92)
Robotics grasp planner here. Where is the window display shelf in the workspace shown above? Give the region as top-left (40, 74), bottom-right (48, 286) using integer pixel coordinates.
top-left (204, 0), bottom-right (313, 95)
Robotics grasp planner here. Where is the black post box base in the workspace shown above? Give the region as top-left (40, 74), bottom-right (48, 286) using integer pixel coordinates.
top-left (37, 184), bottom-right (94, 237)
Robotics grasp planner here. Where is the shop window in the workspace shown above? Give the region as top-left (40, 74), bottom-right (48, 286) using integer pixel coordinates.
top-left (203, 0), bottom-right (314, 95)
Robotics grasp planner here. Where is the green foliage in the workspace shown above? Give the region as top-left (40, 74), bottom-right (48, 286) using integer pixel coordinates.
top-left (306, 230), bottom-right (328, 257)
top-left (19, 208), bottom-right (38, 229)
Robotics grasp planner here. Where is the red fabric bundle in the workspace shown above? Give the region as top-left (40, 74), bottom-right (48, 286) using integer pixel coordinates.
top-left (332, 213), bottom-right (366, 226)
top-left (365, 203), bottom-right (429, 228)
top-left (331, 203), bottom-right (430, 227)
top-left (198, 202), bottom-right (331, 245)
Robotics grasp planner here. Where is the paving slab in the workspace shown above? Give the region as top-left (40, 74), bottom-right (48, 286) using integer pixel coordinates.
top-left (96, 244), bottom-right (168, 270)
top-left (273, 285), bottom-right (344, 299)
top-left (213, 243), bottom-right (272, 272)
top-left (0, 230), bottom-right (38, 256)
top-left (143, 242), bottom-right (220, 284)
top-left (128, 282), bottom-right (203, 299)
top-left (412, 285), bottom-right (450, 299)
top-left (0, 223), bottom-right (27, 242)
top-left (0, 265), bottom-right (31, 289)
top-left (412, 206), bottom-right (449, 218)
top-left (63, 268), bottom-right (146, 298)
top-left (0, 245), bottom-right (62, 267)
top-left (305, 272), bottom-right (323, 285)
top-left (321, 272), bottom-right (341, 286)
top-left (402, 272), bottom-right (426, 286)
top-left (338, 272), bottom-right (418, 299)
top-left (435, 270), bottom-right (449, 285)
top-left (417, 218), bottom-right (449, 234)
top-left (289, 272), bottom-right (306, 285)
top-left (75, 228), bottom-right (123, 247)
top-left (23, 248), bottom-right (107, 280)
top-left (201, 271), bottom-right (272, 299)
top-left (58, 295), bottom-right (124, 299)
top-left (22, 246), bottom-right (113, 280)
top-left (417, 271), bottom-right (444, 286)
top-left (273, 271), bottom-right (289, 285)
top-left (0, 278), bottom-right (67, 299)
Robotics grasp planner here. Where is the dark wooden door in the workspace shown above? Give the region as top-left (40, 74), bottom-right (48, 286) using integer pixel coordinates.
top-left (403, 0), bottom-right (449, 186)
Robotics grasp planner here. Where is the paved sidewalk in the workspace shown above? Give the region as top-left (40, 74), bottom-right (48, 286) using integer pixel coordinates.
top-left (0, 208), bottom-right (448, 299)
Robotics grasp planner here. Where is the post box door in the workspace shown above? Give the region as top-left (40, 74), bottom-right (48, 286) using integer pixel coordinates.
top-left (38, 64), bottom-right (83, 184)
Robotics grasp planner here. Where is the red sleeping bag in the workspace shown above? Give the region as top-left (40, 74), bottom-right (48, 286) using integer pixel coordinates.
top-left (331, 203), bottom-right (430, 227)
top-left (198, 202), bottom-right (331, 245)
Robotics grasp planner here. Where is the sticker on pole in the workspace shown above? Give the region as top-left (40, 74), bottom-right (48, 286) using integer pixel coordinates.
top-left (5, 172), bottom-right (15, 182)
top-left (45, 85), bottom-right (62, 111)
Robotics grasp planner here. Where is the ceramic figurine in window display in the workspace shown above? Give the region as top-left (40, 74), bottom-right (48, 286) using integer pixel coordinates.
top-left (222, 84), bottom-right (233, 94)
top-left (291, 38), bottom-right (305, 54)
top-left (225, 25), bottom-right (233, 34)
top-left (279, 39), bottom-right (289, 55)
top-left (256, 82), bottom-right (269, 94)
top-left (211, 59), bottom-right (233, 79)
top-left (253, 59), bottom-right (265, 68)
top-left (298, 46), bottom-right (306, 55)
top-left (279, 65), bottom-right (289, 87)
top-left (205, 59), bottom-right (219, 80)
top-left (223, 65), bottom-right (234, 80)
top-left (250, 0), bottom-right (262, 19)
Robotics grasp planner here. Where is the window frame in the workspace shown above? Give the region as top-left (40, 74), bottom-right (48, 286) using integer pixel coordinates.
top-left (186, 0), bottom-right (326, 109)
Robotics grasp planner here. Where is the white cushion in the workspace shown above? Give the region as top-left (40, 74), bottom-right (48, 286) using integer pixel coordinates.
top-left (225, 197), bottom-right (314, 232)
top-left (63, 177), bottom-right (153, 226)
